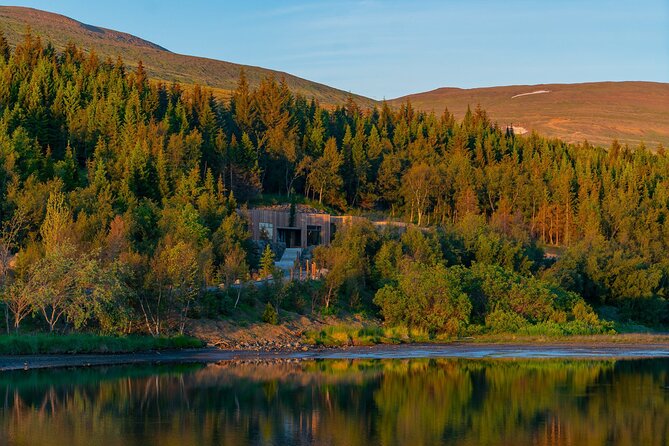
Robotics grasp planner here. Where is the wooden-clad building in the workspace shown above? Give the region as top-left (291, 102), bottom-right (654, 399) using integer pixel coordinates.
top-left (242, 205), bottom-right (335, 248)
top-left (242, 205), bottom-right (401, 248)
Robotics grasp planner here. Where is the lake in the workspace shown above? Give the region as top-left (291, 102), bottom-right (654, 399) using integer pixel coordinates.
top-left (1, 354), bottom-right (669, 445)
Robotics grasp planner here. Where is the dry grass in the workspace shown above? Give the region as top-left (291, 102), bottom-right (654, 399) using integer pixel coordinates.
top-left (390, 81), bottom-right (669, 148)
top-left (0, 6), bottom-right (375, 108)
top-left (466, 333), bottom-right (669, 345)
top-left (302, 322), bottom-right (669, 348)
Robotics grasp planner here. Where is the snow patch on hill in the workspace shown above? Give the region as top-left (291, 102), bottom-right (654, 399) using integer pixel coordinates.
top-left (505, 125), bottom-right (528, 135)
top-left (511, 90), bottom-right (551, 99)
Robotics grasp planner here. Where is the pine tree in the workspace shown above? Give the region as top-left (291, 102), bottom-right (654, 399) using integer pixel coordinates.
top-left (232, 68), bottom-right (252, 134)
top-left (0, 31), bottom-right (10, 63)
top-left (259, 244), bottom-right (275, 279)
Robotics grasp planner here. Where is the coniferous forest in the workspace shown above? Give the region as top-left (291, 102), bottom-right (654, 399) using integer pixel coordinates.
top-left (1, 32), bottom-right (669, 338)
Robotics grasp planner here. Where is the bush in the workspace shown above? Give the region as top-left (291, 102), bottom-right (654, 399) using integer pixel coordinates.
top-left (373, 285), bottom-right (408, 325)
top-left (262, 302), bottom-right (278, 324)
top-left (373, 263), bottom-right (472, 336)
top-left (617, 297), bottom-right (669, 326)
top-left (485, 309), bottom-right (529, 333)
top-left (373, 260), bottom-right (608, 336)
top-left (572, 301), bottom-right (600, 325)
top-left (519, 320), bottom-right (610, 336)
top-left (195, 290), bottom-right (233, 318)
top-left (279, 281), bottom-right (319, 314)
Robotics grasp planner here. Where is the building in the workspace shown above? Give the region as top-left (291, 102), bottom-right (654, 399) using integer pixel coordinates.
top-left (243, 205), bottom-right (339, 248)
top-left (243, 204), bottom-right (407, 249)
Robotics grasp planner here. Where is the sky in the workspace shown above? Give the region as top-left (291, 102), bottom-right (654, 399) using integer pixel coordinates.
top-left (6, 0), bottom-right (669, 99)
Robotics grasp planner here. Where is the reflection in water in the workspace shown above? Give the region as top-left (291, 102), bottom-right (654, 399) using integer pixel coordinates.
top-left (1, 358), bottom-right (668, 445)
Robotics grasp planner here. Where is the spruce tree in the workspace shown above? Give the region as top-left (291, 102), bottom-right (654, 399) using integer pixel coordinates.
top-left (260, 244), bottom-right (275, 279)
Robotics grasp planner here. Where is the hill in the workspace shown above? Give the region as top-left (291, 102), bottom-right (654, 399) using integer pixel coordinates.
top-left (0, 7), bottom-right (665, 147)
top-left (0, 6), bottom-right (375, 107)
top-left (391, 82), bottom-right (669, 148)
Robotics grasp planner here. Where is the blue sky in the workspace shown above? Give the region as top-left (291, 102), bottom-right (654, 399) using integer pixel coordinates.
top-left (7, 0), bottom-right (669, 99)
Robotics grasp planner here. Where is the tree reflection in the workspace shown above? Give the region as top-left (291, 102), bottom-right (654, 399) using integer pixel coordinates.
top-left (1, 358), bottom-right (668, 445)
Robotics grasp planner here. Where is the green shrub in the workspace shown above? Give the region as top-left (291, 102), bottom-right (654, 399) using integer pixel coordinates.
top-left (279, 281), bottom-right (319, 314)
top-left (485, 309), bottom-right (529, 333)
top-left (262, 302), bottom-right (279, 325)
top-left (195, 290), bottom-right (233, 318)
top-left (572, 301), bottom-right (600, 325)
top-left (519, 320), bottom-right (610, 336)
top-left (373, 285), bottom-right (407, 325)
top-left (373, 263), bottom-right (472, 336)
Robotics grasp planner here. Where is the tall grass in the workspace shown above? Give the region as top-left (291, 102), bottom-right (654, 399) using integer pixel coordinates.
top-left (302, 320), bottom-right (619, 347)
top-left (0, 333), bottom-right (205, 355)
top-left (303, 323), bottom-right (445, 347)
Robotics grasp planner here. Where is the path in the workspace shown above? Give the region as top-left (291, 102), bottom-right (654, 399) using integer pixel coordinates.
top-left (274, 247), bottom-right (302, 276)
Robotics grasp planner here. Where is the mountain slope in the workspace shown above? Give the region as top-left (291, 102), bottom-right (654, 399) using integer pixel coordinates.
top-left (391, 82), bottom-right (669, 147)
top-left (0, 6), bottom-right (375, 107)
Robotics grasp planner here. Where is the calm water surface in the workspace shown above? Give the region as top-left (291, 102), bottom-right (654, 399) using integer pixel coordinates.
top-left (1, 357), bottom-right (669, 445)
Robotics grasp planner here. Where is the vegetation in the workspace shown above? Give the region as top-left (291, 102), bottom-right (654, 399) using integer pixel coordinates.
top-left (0, 333), bottom-right (203, 354)
top-left (261, 302), bottom-right (278, 325)
top-left (390, 81), bottom-right (669, 147)
top-left (0, 33), bottom-right (666, 342)
top-left (0, 6), bottom-right (375, 107)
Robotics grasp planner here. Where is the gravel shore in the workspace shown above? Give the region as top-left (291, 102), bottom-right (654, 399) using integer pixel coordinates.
top-left (3, 341), bottom-right (669, 371)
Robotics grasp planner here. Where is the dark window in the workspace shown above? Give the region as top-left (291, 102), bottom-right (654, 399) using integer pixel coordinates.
top-left (307, 225), bottom-right (321, 246)
top-left (278, 228), bottom-right (301, 247)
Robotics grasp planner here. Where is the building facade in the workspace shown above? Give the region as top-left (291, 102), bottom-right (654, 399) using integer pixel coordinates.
top-left (243, 205), bottom-right (336, 248)
top-left (243, 205), bottom-right (400, 249)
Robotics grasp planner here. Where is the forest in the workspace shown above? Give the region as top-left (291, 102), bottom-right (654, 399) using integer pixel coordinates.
top-left (0, 31), bottom-right (668, 338)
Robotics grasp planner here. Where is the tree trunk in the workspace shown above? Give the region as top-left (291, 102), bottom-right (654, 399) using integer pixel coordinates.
top-left (139, 298), bottom-right (156, 336)
top-left (155, 288), bottom-right (163, 336)
top-left (555, 205), bottom-right (560, 246)
top-left (234, 286), bottom-right (242, 308)
top-left (325, 285), bottom-right (333, 309)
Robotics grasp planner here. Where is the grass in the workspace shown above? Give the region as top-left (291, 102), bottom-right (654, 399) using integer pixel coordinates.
top-left (247, 192), bottom-right (336, 214)
top-left (302, 320), bottom-right (669, 348)
top-left (0, 6), bottom-right (376, 108)
top-left (464, 333), bottom-right (669, 344)
top-left (302, 323), bottom-right (457, 347)
top-left (390, 81), bottom-right (669, 148)
top-left (0, 333), bottom-right (205, 355)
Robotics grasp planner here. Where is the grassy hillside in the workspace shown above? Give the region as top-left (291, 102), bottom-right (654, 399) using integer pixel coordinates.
top-left (391, 82), bottom-right (669, 148)
top-left (0, 6), bottom-right (375, 107)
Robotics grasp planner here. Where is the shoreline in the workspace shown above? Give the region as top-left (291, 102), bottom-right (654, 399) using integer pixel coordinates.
top-left (3, 339), bottom-right (669, 371)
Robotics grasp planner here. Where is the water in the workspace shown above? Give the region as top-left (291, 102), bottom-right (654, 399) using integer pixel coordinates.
top-left (1, 356), bottom-right (669, 445)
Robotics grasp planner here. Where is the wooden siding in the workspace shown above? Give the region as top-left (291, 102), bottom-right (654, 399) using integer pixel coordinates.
top-left (243, 209), bottom-right (333, 248)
